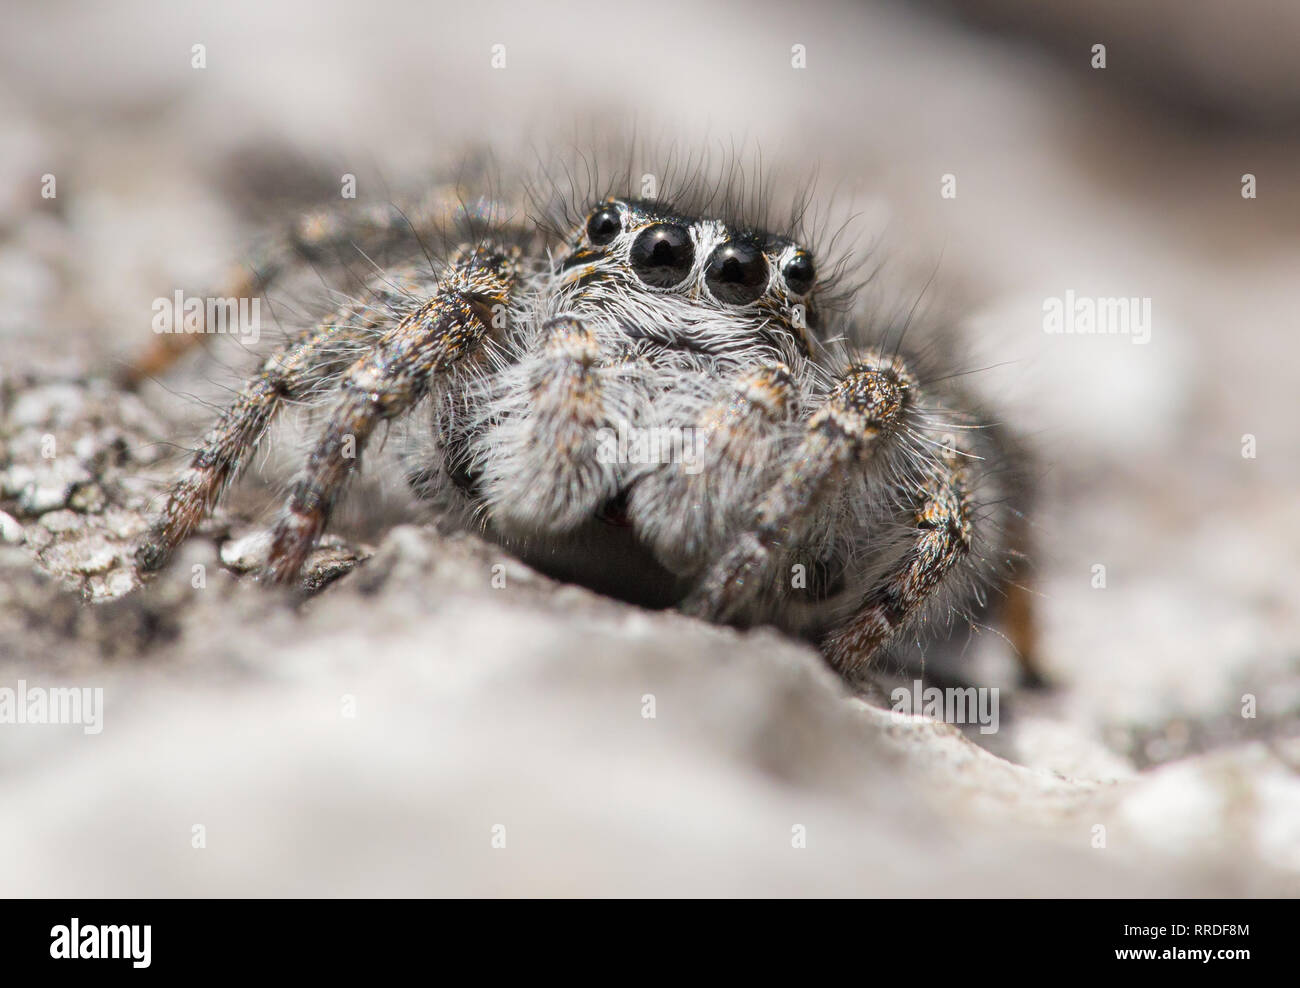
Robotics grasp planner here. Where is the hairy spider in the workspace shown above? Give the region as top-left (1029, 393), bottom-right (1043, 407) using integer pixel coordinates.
top-left (134, 162), bottom-right (1033, 678)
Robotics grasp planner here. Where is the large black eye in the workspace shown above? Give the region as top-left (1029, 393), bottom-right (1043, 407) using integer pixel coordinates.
top-left (781, 250), bottom-right (815, 295)
top-left (629, 224), bottom-right (693, 288)
top-left (586, 205), bottom-right (622, 245)
top-left (704, 241), bottom-right (768, 305)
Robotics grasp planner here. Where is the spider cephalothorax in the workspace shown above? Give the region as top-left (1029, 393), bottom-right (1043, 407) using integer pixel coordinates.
top-left (551, 197), bottom-right (821, 352)
top-left (135, 170), bottom-right (1031, 679)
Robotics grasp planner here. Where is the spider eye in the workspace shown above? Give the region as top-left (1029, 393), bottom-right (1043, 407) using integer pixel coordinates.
top-left (586, 205), bottom-right (622, 246)
top-left (629, 224), bottom-right (693, 288)
top-left (704, 241), bottom-right (768, 305)
top-left (781, 251), bottom-right (815, 295)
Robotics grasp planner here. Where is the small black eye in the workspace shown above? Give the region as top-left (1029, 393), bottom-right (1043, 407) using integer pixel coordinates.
top-left (586, 205), bottom-right (622, 246)
top-left (782, 251), bottom-right (815, 295)
top-left (704, 241), bottom-right (768, 305)
top-left (629, 224), bottom-right (693, 288)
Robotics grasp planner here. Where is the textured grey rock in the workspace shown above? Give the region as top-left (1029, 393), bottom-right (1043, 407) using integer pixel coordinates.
top-left (218, 530), bottom-right (273, 573)
top-left (0, 510), bottom-right (22, 544)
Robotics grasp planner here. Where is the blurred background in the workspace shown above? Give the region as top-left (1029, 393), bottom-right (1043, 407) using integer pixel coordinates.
top-left (0, 0), bottom-right (1297, 895)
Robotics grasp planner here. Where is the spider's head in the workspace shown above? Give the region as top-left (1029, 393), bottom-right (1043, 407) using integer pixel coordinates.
top-left (551, 198), bottom-right (819, 357)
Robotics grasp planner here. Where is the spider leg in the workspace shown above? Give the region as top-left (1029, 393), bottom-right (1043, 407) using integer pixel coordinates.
top-left (821, 442), bottom-right (973, 675)
top-left (262, 243), bottom-right (519, 584)
top-left (629, 360), bottom-right (798, 572)
top-left (682, 352), bottom-right (915, 621)
top-left (122, 183), bottom-right (512, 386)
top-left (122, 202), bottom-right (419, 387)
top-left (484, 315), bottom-right (634, 533)
top-left (135, 270), bottom-right (430, 572)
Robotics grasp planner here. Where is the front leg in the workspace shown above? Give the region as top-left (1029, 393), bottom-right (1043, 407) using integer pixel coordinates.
top-left (482, 315), bottom-right (635, 534)
top-left (683, 352), bottom-right (915, 622)
top-left (821, 442), bottom-right (973, 675)
top-left (629, 360), bottom-right (798, 574)
top-left (263, 243), bottom-right (519, 584)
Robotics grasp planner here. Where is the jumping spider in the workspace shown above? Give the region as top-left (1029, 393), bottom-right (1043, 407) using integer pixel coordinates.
top-left (134, 168), bottom-right (1032, 678)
